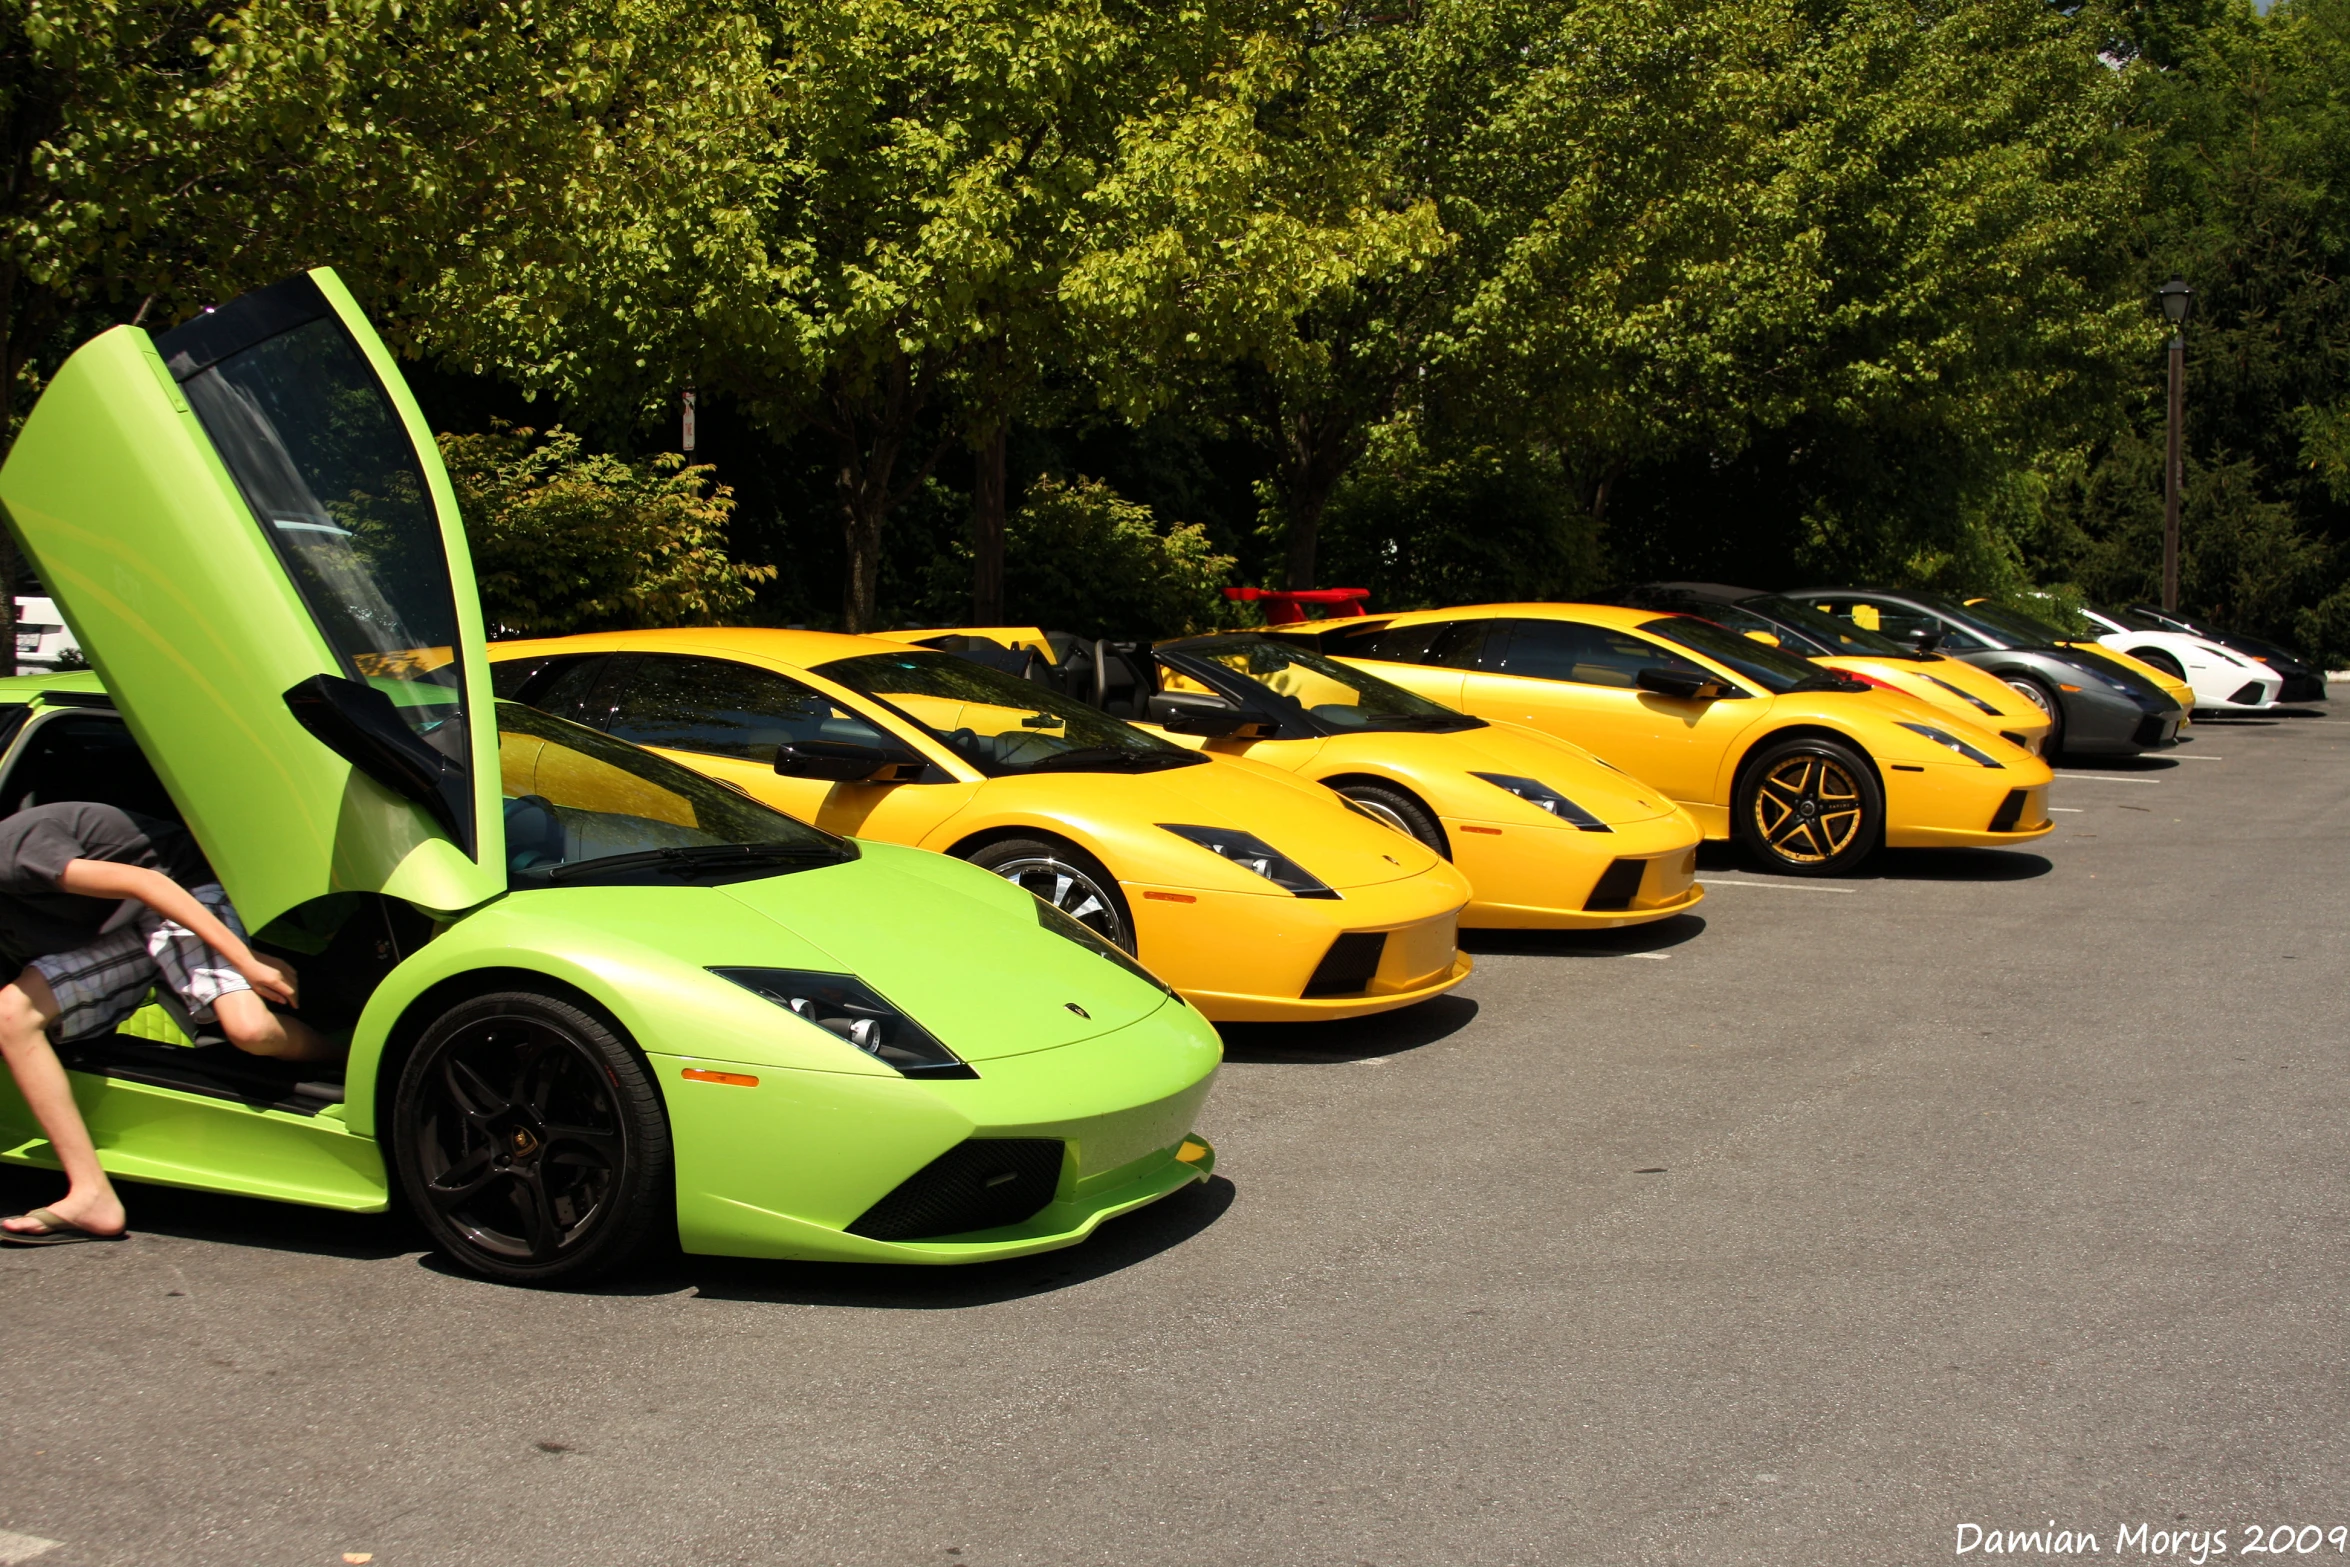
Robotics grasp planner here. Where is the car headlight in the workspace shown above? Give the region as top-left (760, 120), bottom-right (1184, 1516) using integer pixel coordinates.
top-left (1468, 772), bottom-right (1611, 831)
top-left (710, 968), bottom-right (975, 1078)
top-left (1896, 722), bottom-right (2003, 767)
top-left (1033, 897), bottom-right (1175, 995)
top-left (1157, 823), bottom-right (1338, 898)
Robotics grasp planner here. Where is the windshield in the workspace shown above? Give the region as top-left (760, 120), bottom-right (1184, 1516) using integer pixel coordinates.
top-left (1747, 596), bottom-right (1922, 659)
top-left (1638, 616), bottom-right (1841, 695)
top-left (1172, 637), bottom-right (1476, 731)
top-left (496, 701), bottom-right (851, 886)
top-left (1962, 598), bottom-right (2079, 645)
top-left (814, 651), bottom-right (1204, 775)
top-left (175, 309), bottom-right (472, 835)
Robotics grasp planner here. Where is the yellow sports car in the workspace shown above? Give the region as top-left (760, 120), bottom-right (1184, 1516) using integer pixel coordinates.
top-left (890, 628), bottom-right (1707, 929)
top-left (487, 629), bottom-right (1474, 1022)
top-left (1619, 585), bottom-right (2055, 755)
top-left (1282, 603), bottom-right (2057, 876)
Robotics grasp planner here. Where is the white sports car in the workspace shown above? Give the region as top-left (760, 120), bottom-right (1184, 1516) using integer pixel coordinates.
top-left (2078, 607), bottom-right (2281, 714)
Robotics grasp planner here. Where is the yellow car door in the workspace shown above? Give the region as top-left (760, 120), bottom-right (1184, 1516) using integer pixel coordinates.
top-left (1459, 617), bottom-right (1762, 806)
top-left (537, 651), bottom-right (981, 840)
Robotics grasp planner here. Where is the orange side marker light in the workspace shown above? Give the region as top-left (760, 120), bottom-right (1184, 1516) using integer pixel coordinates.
top-left (1460, 825), bottom-right (1503, 836)
top-left (1175, 1138), bottom-right (1211, 1165)
top-left (1144, 890), bottom-right (1197, 903)
top-left (682, 1068), bottom-right (759, 1088)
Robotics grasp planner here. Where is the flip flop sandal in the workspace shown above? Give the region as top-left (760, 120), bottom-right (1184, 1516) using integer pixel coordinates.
top-left (0, 1207), bottom-right (128, 1246)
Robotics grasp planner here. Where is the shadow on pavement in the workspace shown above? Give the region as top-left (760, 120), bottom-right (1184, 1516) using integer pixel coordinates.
top-left (1863, 848), bottom-right (2053, 882)
top-left (671, 1174), bottom-right (1236, 1310)
top-left (2052, 753), bottom-right (2180, 771)
top-left (0, 1162), bottom-right (423, 1262)
top-left (1463, 913), bottom-right (1706, 958)
top-left (1217, 992), bottom-right (1478, 1064)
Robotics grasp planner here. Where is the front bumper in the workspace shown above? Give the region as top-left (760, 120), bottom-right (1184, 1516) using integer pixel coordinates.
top-left (1448, 812), bottom-right (1705, 930)
top-left (1882, 767), bottom-right (2055, 850)
top-left (1128, 867), bottom-right (1471, 1022)
top-left (663, 1002), bottom-right (1221, 1264)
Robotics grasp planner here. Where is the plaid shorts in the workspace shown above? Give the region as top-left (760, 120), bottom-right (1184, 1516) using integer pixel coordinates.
top-left (32, 883), bottom-right (252, 1043)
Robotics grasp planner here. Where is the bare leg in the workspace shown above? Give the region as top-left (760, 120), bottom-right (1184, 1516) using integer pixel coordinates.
top-left (0, 968), bottom-right (125, 1237)
top-left (211, 991), bottom-right (340, 1064)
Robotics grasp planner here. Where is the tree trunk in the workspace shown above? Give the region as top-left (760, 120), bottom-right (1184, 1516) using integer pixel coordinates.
top-left (970, 418), bottom-right (1008, 624)
top-left (839, 478), bottom-right (889, 634)
top-left (1285, 490), bottom-right (1326, 591)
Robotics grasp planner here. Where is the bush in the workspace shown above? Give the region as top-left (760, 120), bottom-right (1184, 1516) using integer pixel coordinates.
top-left (998, 477), bottom-right (1237, 638)
top-left (440, 424), bottom-right (774, 637)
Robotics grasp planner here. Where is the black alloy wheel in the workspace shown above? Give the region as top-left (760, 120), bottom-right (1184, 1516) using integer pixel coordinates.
top-left (965, 836), bottom-right (1137, 953)
top-left (1734, 736), bottom-right (1882, 876)
top-left (2002, 676), bottom-right (2066, 759)
top-left (394, 990), bottom-right (671, 1286)
top-left (1328, 780), bottom-right (1450, 858)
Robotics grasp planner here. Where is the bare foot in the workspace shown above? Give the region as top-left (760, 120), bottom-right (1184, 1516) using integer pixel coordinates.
top-left (3, 1190), bottom-right (126, 1238)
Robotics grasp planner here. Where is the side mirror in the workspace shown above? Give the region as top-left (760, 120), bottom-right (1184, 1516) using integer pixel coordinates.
top-left (1150, 691), bottom-right (1281, 739)
top-left (1907, 628), bottom-right (1944, 653)
top-left (1635, 667), bottom-right (1719, 701)
top-left (774, 740), bottom-right (924, 783)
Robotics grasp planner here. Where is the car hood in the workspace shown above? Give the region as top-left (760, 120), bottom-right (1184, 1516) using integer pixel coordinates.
top-left (1331, 723), bottom-right (1682, 826)
top-left (1011, 753), bottom-right (1450, 890)
top-left (716, 840), bottom-right (1175, 1061)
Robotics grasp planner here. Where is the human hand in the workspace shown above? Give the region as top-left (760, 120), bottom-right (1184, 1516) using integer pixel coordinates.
top-left (237, 953), bottom-right (299, 1008)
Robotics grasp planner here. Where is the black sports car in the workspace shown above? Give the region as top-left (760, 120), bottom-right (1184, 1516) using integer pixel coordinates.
top-left (2119, 605), bottom-right (2329, 704)
top-left (1784, 588), bottom-right (2191, 759)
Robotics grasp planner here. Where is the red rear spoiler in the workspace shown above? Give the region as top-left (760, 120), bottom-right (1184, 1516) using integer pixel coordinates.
top-left (1223, 586), bottom-right (1371, 625)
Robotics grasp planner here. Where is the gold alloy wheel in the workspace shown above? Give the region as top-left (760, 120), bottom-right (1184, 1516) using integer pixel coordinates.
top-left (1751, 751), bottom-right (1866, 865)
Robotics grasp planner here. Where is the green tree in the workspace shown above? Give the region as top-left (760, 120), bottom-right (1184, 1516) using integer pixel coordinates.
top-left (998, 475), bottom-right (1235, 638)
top-left (441, 425), bottom-right (773, 637)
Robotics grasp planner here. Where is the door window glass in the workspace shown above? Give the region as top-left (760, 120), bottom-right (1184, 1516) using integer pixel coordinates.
top-left (174, 312), bottom-right (471, 833)
top-left (813, 651), bottom-right (1202, 776)
top-left (1494, 619), bottom-right (1710, 688)
top-left (528, 656), bottom-right (620, 727)
top-left (602, 655), bottom-right (889, 762)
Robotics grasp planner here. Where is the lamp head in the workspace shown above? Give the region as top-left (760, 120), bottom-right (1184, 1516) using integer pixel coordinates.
top-left (2159, 276), bottom-right (2195, 327)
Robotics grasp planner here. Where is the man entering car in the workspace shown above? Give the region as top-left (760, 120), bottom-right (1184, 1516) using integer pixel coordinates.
top-left (0, 802), bottom-right (336, 1244)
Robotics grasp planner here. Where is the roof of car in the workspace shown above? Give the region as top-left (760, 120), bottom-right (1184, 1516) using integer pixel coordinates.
top-left (485, 626), bottom-right (923, 670)
top-left (1372, 602), bottom-right (1675, 633)
top-left (0, 669), bottom-right (105, 702)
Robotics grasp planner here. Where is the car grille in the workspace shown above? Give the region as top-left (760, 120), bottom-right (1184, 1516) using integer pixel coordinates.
top-left (2279, 673), bottom-right (2326, 703)
top-left (848, 1139), bottom-right (1065, 1242)
top-left (1583, 857), bottom-right (1648, 911)
top-left (2228, 681), bottom-right (2265, 705)
top-left (1989, 789), bottom-right (2029, 833)
top-left (1304, 931), bottom-right (1387, 997)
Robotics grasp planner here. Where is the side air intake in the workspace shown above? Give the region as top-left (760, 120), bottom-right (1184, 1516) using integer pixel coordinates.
top-left (1584, 858), bottom-right (1647, 912)
top-left (847, 1139), bottom-right (1064, 1241)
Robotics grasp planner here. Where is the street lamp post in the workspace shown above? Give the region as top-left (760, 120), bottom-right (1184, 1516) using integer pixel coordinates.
top-left (2158, 277), bottom-right (2194, 613)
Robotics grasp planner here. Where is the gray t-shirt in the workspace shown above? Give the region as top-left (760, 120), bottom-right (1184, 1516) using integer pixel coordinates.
top-left (0, 802), bottom-right (215, 969)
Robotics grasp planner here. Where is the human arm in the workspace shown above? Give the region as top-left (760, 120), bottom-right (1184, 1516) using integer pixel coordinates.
top-left (54, 860), bottom-right (296, 1006)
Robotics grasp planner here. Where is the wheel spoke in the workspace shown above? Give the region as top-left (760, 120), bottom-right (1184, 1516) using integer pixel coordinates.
top-left (542, 1122), bottom-right (623, 1168)
top-left (442, 1055), bottom-right (510, 1118)
top-left (424, 1147), bottom-right (504, 1210)
top-left (513, 1169), bottom-right (561, 1256)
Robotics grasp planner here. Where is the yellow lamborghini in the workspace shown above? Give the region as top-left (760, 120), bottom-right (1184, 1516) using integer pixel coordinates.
top-left (1282, 603), bottom-right (2057, 876)
top-left (884, 628), bottom-right (1706, 929)
top-left (487, 629), bottom-right (1475, 1022)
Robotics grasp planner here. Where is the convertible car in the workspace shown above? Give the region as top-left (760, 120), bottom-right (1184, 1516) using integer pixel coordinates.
top-left (891, 628), bottom-right (1708, 930)
top-left (0, 270), bottom-right (1220, 1284)
top-left (1280, 603), bottom-right (2055, 877)
top-left (485, 629), bottom-right (1476, 1023)
top-left (1787, 590), bottom-right (2191, 759)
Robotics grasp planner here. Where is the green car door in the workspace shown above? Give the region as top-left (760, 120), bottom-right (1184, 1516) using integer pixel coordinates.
top-left (0, 268), bottom-right (504, 931)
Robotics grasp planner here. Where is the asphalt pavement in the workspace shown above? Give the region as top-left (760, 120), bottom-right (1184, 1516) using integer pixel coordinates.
top-left (2, 705), bottom-right (2344, 1567)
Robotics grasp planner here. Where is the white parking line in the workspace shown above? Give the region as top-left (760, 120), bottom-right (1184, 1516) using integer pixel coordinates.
top-left (2049, 806), bottom-right (2084, 812)
top-left (1700, 879), bottom-right (1858, 893)
top-left (2052, 773), bottom-right (2165, 784)
top-left (0, 1531), bottom-right (59, 1565)
top-left (2169, 755), bottom-right (2225, 761)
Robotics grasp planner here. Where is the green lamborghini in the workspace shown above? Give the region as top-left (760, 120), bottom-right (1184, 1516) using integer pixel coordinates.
top-left (0, 269), bottom-right (1219, 1284)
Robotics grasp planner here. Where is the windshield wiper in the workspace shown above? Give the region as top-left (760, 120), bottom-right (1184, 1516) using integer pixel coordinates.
top-left (540, 841), bottom-right (849, 883)
top-left (1026, 747), bottom-right (1201, 773)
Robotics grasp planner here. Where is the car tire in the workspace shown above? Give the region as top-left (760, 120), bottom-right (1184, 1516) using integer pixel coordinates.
top-left (2130, 646), bottom-right (2186, 681)
top-left (393, 990), bottom-right (672, 1288)
top-left (1326, 780), bottom-right (1449, 858)
top-left (1734, 735), bottom-right (1882, 877)
top-left (2003, 676), bottom-right (2066, 759)
top-left (964, 836), bottom-right (1137, 953)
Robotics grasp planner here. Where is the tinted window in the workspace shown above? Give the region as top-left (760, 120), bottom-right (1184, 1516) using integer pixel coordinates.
top-left (1494, 619), bottom-right (1710, 688)
top-left (178, 311), bottom-right (471, 835)
top-left (531, 656), bottom-right (619, 727)
top-left (1745, 595), bottom-right (1914, 658)
top-left (814, 652), bottom-right (1201, 775)
top-left (603, 655), bottom-right (889, 761)
top-left (496, 701), bottom-right (848, 886)
top-left (1814, 597), bottom-right (1985, 652)
top-left (1638, 616), bottom-right (1826, 693)
top-left (1175, 638), bottom-right (1471, 731)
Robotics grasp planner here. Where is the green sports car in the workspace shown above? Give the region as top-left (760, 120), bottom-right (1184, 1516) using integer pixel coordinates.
top-left (0, 269), bottom-right (1219, 1284)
